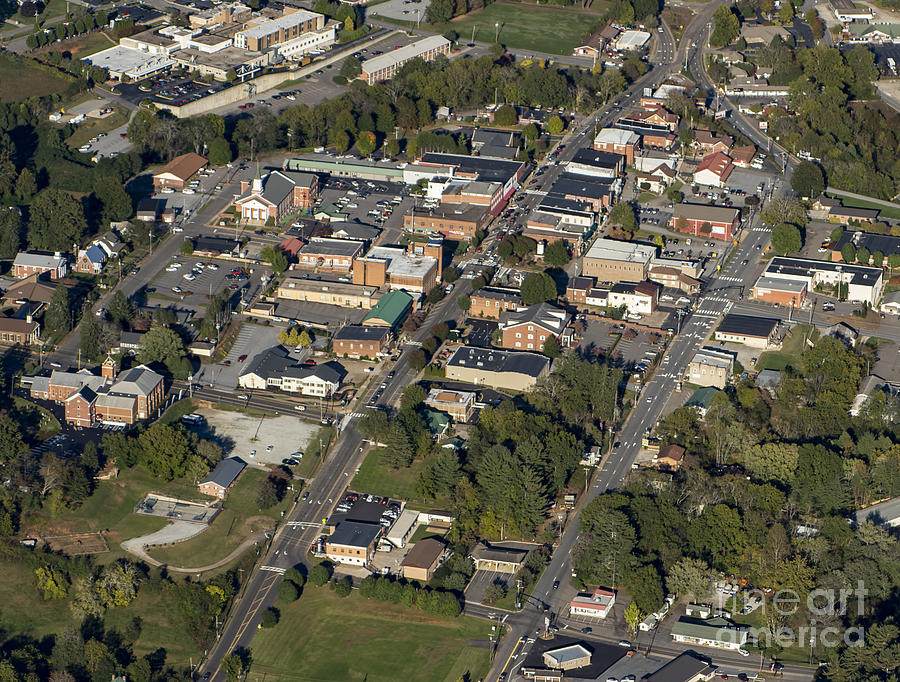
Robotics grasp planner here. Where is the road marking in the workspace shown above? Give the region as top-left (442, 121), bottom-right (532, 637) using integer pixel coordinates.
top-left (285, 521), bottom-right (324, 528)
top-left (259, 565), bottom-right (286, 573)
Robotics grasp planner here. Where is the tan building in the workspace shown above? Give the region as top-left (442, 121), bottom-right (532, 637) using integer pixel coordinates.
top-left (655, 444), bottom-right (685, 471)
top-left (470, 541), bottom-right (528, 573)
top-left (425, 388), bottom-right (476, 423)
top-left (354, 245), bottom-right (439, 294)
top-left (403, 203), bottom-right (488, 240)
top-left (325, 521), bottom-right (381, 566)
top-left (199, 457), bottom-right (247, 499)
top-left (469, 287), bottom-right (522, 319)
top-left (277, 278), bottom-right (381, 309)
top-left (445, 347), bottom-right (550, 393)
top-left (686, 349), bottom-right (734, 388)
top-left (332, 325), bottom-right (392, 358)
top-left (359, 35), bottom-right (450, 85)
top-left (582, 239), bottom-right (656, 283)
top-left (593, 128), bottom-right (639, 164)
top-left (0, 317), bottom-right (40, 346)
top-left (400, 537), bottom-right (447, 582)
top-left (298, 238), bottom-right (364, 272)
top-left (233, 7), bottom-right (324, 51)
top-left (152, 153), bottom-right (208, 190)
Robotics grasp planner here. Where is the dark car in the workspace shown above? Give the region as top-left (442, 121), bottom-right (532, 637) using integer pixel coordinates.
top-left (238, 354), bottom-right (247, 362)
top-left (553, 580), bottom-right (560, 589)
top-left (580, 627), bottom-right (592, 634)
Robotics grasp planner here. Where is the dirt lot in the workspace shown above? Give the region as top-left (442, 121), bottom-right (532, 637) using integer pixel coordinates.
top-left (198, 407), bottom-right (320, 465)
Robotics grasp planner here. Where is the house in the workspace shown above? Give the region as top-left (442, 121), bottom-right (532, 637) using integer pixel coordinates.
top-left (198, 457), bottom-right (247, 499)
top-left (582, 239), bottom-right (656, 283)
top-left (0, 316), bottom-right (40, 346)
top-left (425, 388), bottom-right (476, 423)
top-left (361, 289), bottom-right (414, 329)
top-left (670, 203), bottom-right (741, 241)
top-left (332, 325), bottom-right (392, 358)
top-left (730, 145), bottom-right (757, 168)
top-left (401, 537), bottom-right (447, 582)
top-left (715, 314), bottom-right (779, 348)
top-left (236, 170), bottom-right (319, 225)
top-left (607, 281), bottom-right (659, 316)
top-left (75, 245), bottom-right (108, 274)
top-left (499, 302), bottom-right (570, 351)
top-left (686, 349), bottom-right (733, 388)
top-left (693, 152), bottom-right (734, 188)
top-left (12, 251), bottom-right (67, 280)
top-left (686, 386), bottom-right (721, 417)
top-left (593, 128), bottom-right (640, 165)
top-left (849, 373), bottom-right (892, 417)
top-left (691, 130), bottom-right (733, 156)
top-left (330, 221), bottom-right (381, 243)
top-left (152, 152), bottom-right (208, 190)
top-left (94, 231), bottom-right (126, 259)
top-left (670, 616), bottom-right (750, 651)
top-left (831, 229), bottom-right (900, 266)
top-left (756, 369), bottom-right (782, 393)
top-left (469, 287), bottom-right (522, 319)
top-left (470, 541), bottom-right (528, 573)
top-left (325, 520), bottom-right (381, 566)
top-left (445, 346), bottom-right (550, 392)
top-left (569, 587), bottom-right (616, 619)
top-left (655, 444), bottom-right (686, 471)
top-left (645, 652), bottom-right (718, 682)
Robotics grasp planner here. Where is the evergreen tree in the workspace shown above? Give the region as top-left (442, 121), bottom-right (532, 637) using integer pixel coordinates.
top-left (45, 286), bottom-right (72, 334)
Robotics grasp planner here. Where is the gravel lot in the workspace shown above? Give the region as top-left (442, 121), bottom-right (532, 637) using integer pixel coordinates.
top-left (198, 407), bottom-right (320, 465)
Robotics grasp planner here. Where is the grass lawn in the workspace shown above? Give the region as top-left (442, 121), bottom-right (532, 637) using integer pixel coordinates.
top-left (147, 468), bottom-right (291, 568)
top-left (447, 3), bottom-right (606, 55)
top-left (410, 524), bottom-right (447, 543)
top-left (0, 51), bottom-right (72, 102)
top-left (65, 106), bottom-right (129, 149)
top-left (756, 324), bottom-right (817, 372)
top-left (826, 192), bottom-right (900, 221)
top-left (352, 448), bottom-right (426, 501)
top-left (251, 587), bottom-right (493, 682)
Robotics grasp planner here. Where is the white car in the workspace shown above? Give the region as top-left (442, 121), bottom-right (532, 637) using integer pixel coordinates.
top-left (170, 262), bottom-right (182, 268)
top-left (171, 226), bottom-right (184, 233)
top-left (182, 188), bottom-right (196, 195)
top-left (161, 187), bottom-right (175, 194)
top-left (738, 648), bottom-right (750, 657)
top-left (183, 273), bottom-right (196, 281)
top-left (207, 263), bottom-right (218, 270)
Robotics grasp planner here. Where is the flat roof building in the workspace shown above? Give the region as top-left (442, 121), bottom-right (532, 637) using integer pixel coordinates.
top-left (325, 520), bottom-right (381, 566)
top-left (445, 346), bottom-right (550, 392)
top-left (277, 278), bottom-right (381, 309)
top-left (762, 256), bottom-right (884, 306)
top-left (425, 388), bottom-right (476, 423)
top-left (582, 238), bottom-right (656, 282)
top-left (686, 348), bottom-right (734, 388)
top-left (569, 587), bottom-right (616, 619)
top-left (715, 314), bottom-right (779, 349)
top-left (401, 537), bottom-right (446, 582)
top-left (360, 35), bottom-right (450, 85)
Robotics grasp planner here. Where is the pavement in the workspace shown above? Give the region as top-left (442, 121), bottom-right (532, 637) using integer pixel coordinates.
top-left (121, 520), bottom-right (209, 563)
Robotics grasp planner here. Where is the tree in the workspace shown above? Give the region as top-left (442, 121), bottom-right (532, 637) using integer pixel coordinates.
top-left (543, 240), bottom-right (570, 268)
top-left (482, 580), bottom-right (506, 605)
top-left (666, 557), bottom-right (715, 602)
top-left (108, 290), bottom-right (134, 327)
top-left (0, 207), bottom-right (21, 260)
top-left (710, 5), bottom-right (740, 47)
top-left (80, 312), bottom-right (101, 361)
top-left (222, 651), bottom-right (251, 681)
top-left (15, 168), bottom-right (36, 200)
top-left (842, 242), bottom-right (856, 263)
top-left (333, 576), bottom-right (352, 597)
top-left (791, 161), bottom-right (825, 198)
top-left (340, 56), bottom-right (361, 80)
top-left (309, 563), bottom-right (331, 587)
top-left (761, 196), bottom-right (807, 228)
top-left (409, 349), bottom-right (427, 371)
top-left (770, 222), bottom-right (802, 254)
top-left (778, 0), bottom-right (794, 23)
top-left (225, 68), bottom-right (237, 82)
top-left (522, 123), bottom-right (539, 141)
top-left (542, 335), bottom-right (561, 358)
top-left (260, 606), bottom-right (279, 627)
top-left (493, 105), bottom-right (517, 127)
top-left (93, 174), bottom-right (132, 224)
top-left (138, 423), bottom-right (193, 480)
top-left (624, 600), bottom-right (643, 637)
top-left (260, 245), bottom-right (288, 272)
top-left (457, 294), bottom-right (470, 312)
top-left (138, 325), bottom-right (185, 366)
top-left (544, 115), bottom-right (564, 135)
top-left (426, 0), bottom-right (454, 21)
top-left (687, 504), bottom-right (747, 572)
top-left (45, 285), bottom-right (72, 334)
top-left (609, 201), bottom-right (637, 232)
top-left (356, 130), bottom-right (377, 156)
top-left (208, 137), bottom-right (232, 165)
top-left (857, 246), bottom-right (870, 264)
top-left (333, 130), bottom-right (351, 154)
top-left (520, 272), bottom-right (557, 305)
top-left (29, 188), bottom-right (86, 250)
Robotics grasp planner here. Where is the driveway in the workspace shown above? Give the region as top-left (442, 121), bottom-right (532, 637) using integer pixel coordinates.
top-left (121, 520), bottom-right (208, 562)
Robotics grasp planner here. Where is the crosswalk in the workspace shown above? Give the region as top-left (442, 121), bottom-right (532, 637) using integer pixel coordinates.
top-left (717, 276), bottom-right (743, 283)
top-left (259, 565), bottom-right (286, 574)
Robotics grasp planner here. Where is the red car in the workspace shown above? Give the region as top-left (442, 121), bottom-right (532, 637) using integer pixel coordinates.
top-left (238, 354), bottom-right (247, 362)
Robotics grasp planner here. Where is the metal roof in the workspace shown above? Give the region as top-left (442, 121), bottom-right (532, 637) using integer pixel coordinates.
top-left (201, 457), bottom-right (246, 489)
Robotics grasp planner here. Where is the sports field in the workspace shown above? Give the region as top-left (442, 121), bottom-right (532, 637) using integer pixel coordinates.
top-left (450, 2), bottom-right (606, 55)
top-left (252, 587), bottom-right (493, 682)
top-left (0, 52), bottom-right (72, 102)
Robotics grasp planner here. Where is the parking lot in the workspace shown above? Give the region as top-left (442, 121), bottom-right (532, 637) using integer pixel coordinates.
top-left (315, 178), bottom-right (413, 244)
top-left (116, 75), bottom-right (228, 108)
top-left (193, 323), bottom-right (284, 389)
top-left (464, 318), bottom-right (498, 348)
top-left (196, 407), bottom-right (319, 466)
top-left (579, 319), bottom-right (665, 372)
top-left (370, 0), bottom-right (427, 21)
top-left (465, 569), bottom-right (512, 605)
top-left (151, 164), bottom-right (240, 220)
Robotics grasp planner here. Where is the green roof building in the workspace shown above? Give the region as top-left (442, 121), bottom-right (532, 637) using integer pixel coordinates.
top-left (362, 290), bottom-right (413, 330)
top-left (423, 408), bottom-right (450, 438)
top-left (686, 386), bottom-right (720, 415)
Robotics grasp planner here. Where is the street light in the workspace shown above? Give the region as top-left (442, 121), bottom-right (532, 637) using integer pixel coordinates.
top-left (494, 22), bottom-right (500, 43)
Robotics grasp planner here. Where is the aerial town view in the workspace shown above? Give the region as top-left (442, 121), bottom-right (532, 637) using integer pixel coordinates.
top-left (0, 0), bottom-right (899, 676)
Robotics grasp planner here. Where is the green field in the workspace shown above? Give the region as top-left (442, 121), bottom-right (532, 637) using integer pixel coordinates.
top-left (756, 324), bottom-right (817, 372)
top-left (448, 3), bottom-right (605, 55)
top-left (147, 468), bottom-right (292, 568)
top-left (0, 51), bottom-right (72, 102)
top-left (251, 587), bottom-right (493, 682)
top-left (352, 448), bottom-right (425, 501)
top-left (826, 192), bottom-right (900, 221)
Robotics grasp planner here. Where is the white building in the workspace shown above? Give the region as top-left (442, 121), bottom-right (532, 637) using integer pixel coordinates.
top-left (762, 256), bottom-right (884, 307)
top-left (607, 281), bottom-right (659, 315)
top-left (569, 588), bottom-right (616, 619)
top-left (82, 46), bottom-right (173, 80)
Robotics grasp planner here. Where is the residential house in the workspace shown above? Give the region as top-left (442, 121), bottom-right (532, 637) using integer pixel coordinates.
top-left (655, 444), bottom-right (686, 471)
top-left (499, 302), bottom-right (570, 351)
top-left (573, 23), bottom-right (618, 59)
top-left (332, 325), bottom-right (392, 358)
top-left (730, 145), bottom-right (757, 168)
top-left (152, 152), bottom-right (208, 189)
top-left (741, 24), bottom-right (789, 47)
top-left (2, 273), bottom-right (56, 312)
top-left (829, 206), bottom-right (880, 224)
top-left (401, 537), bottom-right (447, 582)
top-left (693, 152), bottom-right (734, 188)
top-left (199, 457), bottom-right (247, 499)
top-left (691, 130), bottom-right (733, 156)
top-left (12, 251), bottom-right (67, 280)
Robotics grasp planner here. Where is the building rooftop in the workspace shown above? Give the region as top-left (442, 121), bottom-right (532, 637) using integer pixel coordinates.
top-left (672, 202), bottom-right (740, 224)
top-left (333, 325), bottom-right (391, 342)
top-left (110, 366), bottom-right (164, 397)
top-left (366, 245), bottom-right (437, 281)
top-left (645, 652), bottom-right (718, 682)
top-left (470, 541), bottom-right (528, 563)
top-left (418, 152), bottom-right (523, 184)
top-left (500, 302), bottom-right (570, 334)
top-left (686, 386), bottom-right (721, 409)
top-left (237, 8), bottom-right (320, 40)
top-left (362, 289), bottom-right (414, 328)
top-left (361, 35), bottom-right (449, 74)
top-left (471, 286), bottom-right (521, 303)
top-left (549, 173), bottom-right (620, 200)
top-left (401, 536), bottom-right (446, 568)
top-left (671, 616), bottom-right (748, 644)
top-left (717, 313), bottom-right (779, 338)
top-left (594, 127), bottom-right (640, 146)
top-left (754, 275), bottom-right (808, 293)
top-left (584, 238), bottom-right (656, 264)
top-left (240, 346), bottom-right (294, 380)
top-left (765, 256), bottom-right (883, 287)
top-left (446, 346), bottom-right (550, 377)
top-left (201, 456), bottom-right (246, 489)
top-left (426, 388), bottom-right (475, 406)
top-left (570, 148), bottom-right (623, 170)
top-left (154, 152), bottom-right (208, 182)
top-left (691, 348), bottom-right (734, 370)
top-left (300, 237), bottom-right (365, 258)
top-left (328, 520), bottom-right (382, 548)
top-left (544, 644), bottom-right (592, 667)
top-left (13, 251), bottom-right (66, 269)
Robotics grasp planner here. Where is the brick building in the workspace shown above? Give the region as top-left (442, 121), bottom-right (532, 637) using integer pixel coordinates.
top-left (669, 203), bottom-right (741, 241)
top-left (499, 302), bottom-right (570, 351)
top-left (332, 325), bottom-right (392, 358)
top-left (12, 251), bottom-right (67, 280)
top-left (582, 239), bottom-right (656, 283)
top-left (236, 170), bottom-right (319, 225)
top-left (298, 238), bottom-right (365, 272)
top-left (469, 287), bottom-right (522, 319)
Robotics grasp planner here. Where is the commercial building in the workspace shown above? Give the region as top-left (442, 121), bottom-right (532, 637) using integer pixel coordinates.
top-left (233, 8), bottom-right (325, 51)
top-left (593, 128), bottom-right (639, 164)
top-left (198, 457), bottom-right (247, 499)
top-left (470, 541), bottom-right (528, 573)
top-left (470, 128), bottom-right (521, 160)
top-left (401, 537), bottom-right (447, 582)
top-left (403, 203), bottom-right (488, 240)
top-left (81, 45), bottom-right (173, 81)
top-left (385, 508), bottom-right (419, 548)
top-left (298, 238), bottom-right (365, 272)
top-left (359, 35), bottom-right (450, 85)
top-left (762, 256), bottom-right (884, 306)
top-left (686, 349), bottom-right (734, 388)
top-left (607, 281), bottom-right (659, 315)
top-left (274, 21), bottom-right (338, 60)
top-left (354, 245), bottom-right (439, 294)
top-left (238, 347), bottom-right (345, 396)
top-left (582, 239), bottom-right (656, 283)
top-left (831, 230), bottom-right (900, 265)
top-left (714, 314), bottom-right (780, 349)
top-left (361, 289), bottom-right (414, 329)
top-left (752, 275), bottom-right (808, 307)
top-left (569, 587), bottom-right (616, 619)
top-left (546, 173), bottom-right (621, 212)
top-left (645, 653), bottom-right (718, 682)
top-left (566, 276), bottom-right (595, 304)
top-left (169, 47), bottom-right (270, 82)
top-left (469, 287), bottom-right (522, 319)
top-left (424, 388), bottom-right (476, 422)
top-left (236, 170), bottom-right (319, 225)
top-left (522, 212), bottom-right (587, 250)
top-left (152, 153), bottom-right (208, 190)
top-left (445, 346), bottom-right (550, 392)
top-left (12, 251), bottom-right (67, 280)
top-left (499, 302), bottom-right (570, 351)
top-left (277, 278), bottom-right (381, 309)
top-left (670, 617), bottom-right (750, 651)
top-left (566, 149), bottom-right (624, 179)
top-left (325, 520), bottom-right (381, 566)
top-left (648, 258), bottom-right (702, 294)
top-left (693, 152), bottom-right (734, 188)
top-left (332, 325), bottom-right (392, 358)
top-left (669, 203), bottom-right (741, 241)
top-left (615, 29), bottom-right (651, 50)
top-left (691, 130), bottom-right (733, 156)
top-left (573, 23), bottom-right (619, 58)
top-left (285, 155), bottom-right (406, 183)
